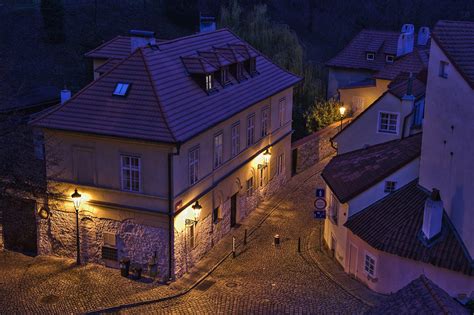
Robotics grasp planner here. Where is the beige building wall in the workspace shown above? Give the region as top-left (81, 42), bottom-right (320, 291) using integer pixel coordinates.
top-left (327, 68), bottom-right (374, 99)
top-left (339, 79), bottom-right (391, 114)
top-left (346, 231), bottom-right (474, 297)
top-left (334, 92), bottom-right (414, 154)
top-left (419, 40), bottom-right (474, 257)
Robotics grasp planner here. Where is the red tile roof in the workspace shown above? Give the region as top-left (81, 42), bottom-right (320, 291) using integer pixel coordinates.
top-left (433, 20), bottom-right (474, 89)
top-left (32, 29), bottom-right (301, 143)
top-left (322, 134), bottom-right (422, 203)
top-left (326, 29), bottom-right (429, 80)
top-left (345, 180), bottom-right (474, 276)
top-left (369, 275), bottom-right (469, 314)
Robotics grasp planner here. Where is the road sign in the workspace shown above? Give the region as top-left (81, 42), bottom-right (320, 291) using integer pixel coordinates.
top-left (314, 198), bottom-right (327, 210)
top-left (314, 210), bottom-right (326, 219)
top-left (315, 188), bottom-right (325, 198)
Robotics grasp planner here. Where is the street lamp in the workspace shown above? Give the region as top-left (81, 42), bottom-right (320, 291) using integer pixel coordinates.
top-left (339, 106), bottom-right (346, 131)
top-left (71, 189), bottom-right (82, 265)
top-left (186, 200), bottom-right (202, 226)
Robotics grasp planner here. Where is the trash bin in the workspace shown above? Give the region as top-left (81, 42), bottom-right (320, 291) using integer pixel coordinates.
top-left (131, 264), bottom-right (143, 280)
top-left (120, 258), bottom-right (130, 277)
top-left (274, 234), bottom-right (280, 246)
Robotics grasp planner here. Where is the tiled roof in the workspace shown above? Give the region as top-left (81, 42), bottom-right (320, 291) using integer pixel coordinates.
top-left (326, 29), bottom-right (428, 80)
top-left (388, 73), bottom-right (426, 99)
top-left (84, 36), bottom-right (134, 59)
top-left (345, 180), bottom-right (474, 275)
top-left (322, 134), bottom-right (422, 203)
top-left (197, 50), bottom-right (232, 67)
top-left (94, 58), bottom-right (121, 75)
top-left (433, 20), bottom-right (474, 89)
top-left (32, 29), bottom-right (301, 143)
top-left (368, 275), bottom-right (469, 314)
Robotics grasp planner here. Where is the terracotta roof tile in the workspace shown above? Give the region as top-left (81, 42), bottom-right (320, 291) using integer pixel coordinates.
top-left (345, 180), bottom-right (474, 275)
top-left (84, 36), bottom-right (133, 59)
top-left (322, 134), bottom-right (422, 203)
top-left (374, 46), bottom-right (430, 80)
top-left (433, 20), bottom-right (474, 89)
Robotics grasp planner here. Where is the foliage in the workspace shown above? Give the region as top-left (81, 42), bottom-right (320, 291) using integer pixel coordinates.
top-left (304, 98), bottom-right (345, 133)
top-left (40, 0), bottom-right (65, 43)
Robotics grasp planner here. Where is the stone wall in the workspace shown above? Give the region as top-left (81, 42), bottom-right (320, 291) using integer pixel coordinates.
top-left (292, 118), bottom-right (351, 174)
top-left (38, 208), bottom-right (169, 279)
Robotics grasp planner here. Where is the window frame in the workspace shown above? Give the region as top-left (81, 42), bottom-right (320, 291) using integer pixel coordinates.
top-left (188, 223), bottom-right (196, 249)
top-left (385, 54), bottom-right (394, 63)
top-left (205, 74), bottom-right (213, 91)
top-left (366, 52), bottom-right (375, 61)
top-left (364, 251), bottom-right (377, 277)
top-left (213, 132), bottom-right (223, 169)
top-left (377, 111), bottom-right (400, 134)
top-left (231, 122), bottom-right (240, 157)
top-left (246, 177), bottom-right (254, 197)
top-left (221, 67), bottom-right (230, 86)
top-left (261, 106), bottom-right (270, 137)
top-left (278, 98), bottom-right (286, 127)
top-left (384, 181), bottom-right (397, 193)
top-left (120, 155), bottom-right (141, 192)
top-left (247, 114), bottom-right (255, 147)
top-left (439, 60), bottom-right (449, 78)
top-left (188, 147), bottom-right (200, 186)
top-left (113, 82), bottom-right (131, 97)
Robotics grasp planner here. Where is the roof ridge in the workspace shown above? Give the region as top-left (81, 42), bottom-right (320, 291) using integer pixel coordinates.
top-left (156, 28), bottom-right (230, 48)
top-left (139, 48), bottom-right (177, 143)
top-left (84, 35), bottom-right (125, 57)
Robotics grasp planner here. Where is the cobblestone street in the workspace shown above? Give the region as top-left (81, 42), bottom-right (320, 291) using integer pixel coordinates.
top-left (0, 161), bottom-right (378, 314)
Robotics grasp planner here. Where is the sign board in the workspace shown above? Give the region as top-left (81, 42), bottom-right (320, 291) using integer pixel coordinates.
top-left (314, 198), bottom-right (327, 210)
top-left (315, 188), bottom-right (325, 198)
top-left (314, 210), bottom-right (326, 219)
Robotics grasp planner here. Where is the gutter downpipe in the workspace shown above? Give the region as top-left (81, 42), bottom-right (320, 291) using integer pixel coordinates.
top-left (168, 142), bottom-right (181, 282)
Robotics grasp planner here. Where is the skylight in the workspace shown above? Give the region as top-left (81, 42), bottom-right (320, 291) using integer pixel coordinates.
top-left (113, 83), bottom-right (130, 96)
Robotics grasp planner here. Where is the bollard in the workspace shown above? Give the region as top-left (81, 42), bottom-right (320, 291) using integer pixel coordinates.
top-left (244, 229), bottom-right (248, 245)
top-left (232, 237), bottom-right (236, 258)
top-left (298, 237), bottom-right (301, 253)
top-left (274, 234), bottom-right (280, 246)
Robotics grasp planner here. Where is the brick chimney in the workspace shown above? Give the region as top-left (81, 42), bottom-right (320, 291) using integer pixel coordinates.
top-left (422, 188), bottom-right (443, 240)
top-left (130, 30), bottom-right (156, 52)
top-left (397, 24), bottom-right (415, 57)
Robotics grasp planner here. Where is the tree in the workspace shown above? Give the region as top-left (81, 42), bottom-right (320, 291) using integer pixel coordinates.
top-left (304, 98), bottom-right (345, 133)
top-left (41, 0), bottom-right (65, 43)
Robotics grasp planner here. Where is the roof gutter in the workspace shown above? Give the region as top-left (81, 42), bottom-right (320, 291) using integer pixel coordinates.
top-left (167, 142), bottom-right (181, 282)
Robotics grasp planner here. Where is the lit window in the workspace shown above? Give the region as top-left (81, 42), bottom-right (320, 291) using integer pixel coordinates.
top-left (214, 133), bottom-right (223, 169)
top-left (261, 107), bottom-right (270, 137)
top-left (384, 181), bottom-right (397, 193)
top-left (439, 61), bottom-right (449, 78)
top-left (205, 74), bottom-right (213, 91)
top-left (121, 155), bottom-right (140, 192)
top-left (113, 83), bottom-right (130, 96)
top-left (277, 153), bottom-right (284, 176)
top-left (278, 98), bottom-right (286, 127)
top-left (364, 252), bottom-right (376, 277)
top-left (385, 55), bottom-right (394, 63)
top-left (246, 177), bottom-right (254, 197)
top-left (378, 112), bottom-right (399, 134)
top-left (189, 147), bottom-right (199, 185)
top-left (247, 114), bottom-right (255, 146)
top-left (231, 122), bottom-right (240, 157)
top-left (366, 52), bottom-right (375, 61)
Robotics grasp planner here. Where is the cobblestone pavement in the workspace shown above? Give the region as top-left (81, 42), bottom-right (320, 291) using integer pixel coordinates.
top-left (0, 161), bottom-right (379, 314)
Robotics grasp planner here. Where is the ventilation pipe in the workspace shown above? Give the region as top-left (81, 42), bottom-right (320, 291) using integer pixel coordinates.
top-left (422, 189), bottom-right (443, 240)
top-left (60, 89), bottom-right (71, 104)
top-left (397, 24), bottom-right (415, 57)
top-left (417, 27), bottom-right (430, 46)
top-left (130, 30), bottom-right (156, 52)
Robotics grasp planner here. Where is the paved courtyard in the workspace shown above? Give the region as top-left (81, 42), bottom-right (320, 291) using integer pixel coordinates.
top-left (0, 161), bottom-right (380, 314)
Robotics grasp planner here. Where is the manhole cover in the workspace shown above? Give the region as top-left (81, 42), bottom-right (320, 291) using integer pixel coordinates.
top-left (196, 280), bottom-right (216, 291)
top-left (225, 281), bottom-right (238, 288)
top-left (40, 294), bottom-right (60, 304)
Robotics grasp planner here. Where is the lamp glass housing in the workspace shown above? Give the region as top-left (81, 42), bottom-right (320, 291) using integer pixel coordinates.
top-left (71, 189), bottom-right (82, 211)
top-left (339, 106), bottom-right (346, 116)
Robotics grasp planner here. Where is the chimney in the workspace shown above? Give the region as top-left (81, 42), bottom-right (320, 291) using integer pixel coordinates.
top-left (199, 14), bottom-right (216, 33)
top-left (417, 26), bottom-right (430, 46)
top-left (397, 24), bottom-right (415, 57)
top-left (60, 89), bottom-right (71, 104)
top-left (129, 30), bottom-right (156, 52)
top-left (422, 189), bottom-right (444, 240)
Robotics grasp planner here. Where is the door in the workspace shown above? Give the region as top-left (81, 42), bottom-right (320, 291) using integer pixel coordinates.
top-left (349, 243), bottom-right (358, 276)
top-left (291, 148), bottom-right (298, 176)
top-left (230, 194), bottom-right (237, 227)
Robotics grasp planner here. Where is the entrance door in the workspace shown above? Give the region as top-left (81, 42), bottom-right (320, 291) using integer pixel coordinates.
top-left (349, 243), bottom-right (358, 276)
top-left (230, 194), bottom-right (237, 227)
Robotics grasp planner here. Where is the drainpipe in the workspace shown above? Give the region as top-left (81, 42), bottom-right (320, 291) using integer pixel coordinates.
top-left (168, 142), bottom-right (181, 282)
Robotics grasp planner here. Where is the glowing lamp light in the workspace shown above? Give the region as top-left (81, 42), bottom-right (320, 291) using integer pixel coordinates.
top-left (191, 200), bottom-right (202, 221)
top-left (339, 106), bottom-right (346, 117)
top-left (71, 189), bottom-right (82, 211)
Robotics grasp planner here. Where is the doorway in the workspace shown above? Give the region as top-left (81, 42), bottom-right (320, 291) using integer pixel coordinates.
top-left (291, 148), bottom-right (298, 176)
top-left (349, 242), bottom-right (358, 277)
top-left (230, 194), bottom-right (237, 227)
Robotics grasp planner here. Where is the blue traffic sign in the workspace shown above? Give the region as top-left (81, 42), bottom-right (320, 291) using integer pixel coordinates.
top-left (314, 210), bottom-right (326, 219)
top-left (316, 188), bottom-right (325, 198)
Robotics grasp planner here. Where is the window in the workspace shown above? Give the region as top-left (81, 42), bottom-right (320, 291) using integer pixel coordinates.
top-left (439, 61), bottom-right (449, 78)
top-left (329, 193), bottom-right (339, 225)
top-left (205, 74), bottom-right (213, 91)
top-left (214, 133), bottom-right (223, 169)
top-left (277, 153), bottom-right (284, 176)
top-left (366, 52), bottom-right (375, 61)
top-left (188, 223), bottom-right (196, 249)
top-left (261, 107), bottom-right (270, 137)
top-left (247, 114), bottom-right (255, 146)
top-left (384, 181), bottom-right (397, 193)
top-left (278, 98), bottom-right (286, 127)
top-left (221, 67), bottom-right (229, 85)
top-left (231, 122), bottom-right (240, 157)
top-left (246, 177), bottom-right (254, 197)
top-left (113, 83), bottom-right (130, 96)
top-left (259, 164), bottom-right (268, 187)
top-left (249, 57), bottom-right (257, 74)
top-left (213, 207), bottom-right (220, 224)
top-left (364, 252), bottom-right (376, 277)
top-left (189, 147), bottom-right (199, 185)
top-left (121, 155), bottom-right (140, 192)
top-left (378, 112), bottom-right (399, 134)
top-left (413, 99), bottom-right (425, 127)
top-left (385, 54), bottom-right (394, 63)
top-left (237, 63), bottom-right (245, 80)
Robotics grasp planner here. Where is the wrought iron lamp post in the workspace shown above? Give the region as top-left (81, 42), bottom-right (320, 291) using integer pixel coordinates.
top-left (71, 189), bottom-right (82, 265)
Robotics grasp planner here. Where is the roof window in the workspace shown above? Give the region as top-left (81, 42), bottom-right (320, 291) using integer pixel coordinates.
top-left (366, 52), bottom-right (375, 61)
top-left (386, 54), bottom-right (395, 63)
top-left (113, 83), bottom-right (130, 96)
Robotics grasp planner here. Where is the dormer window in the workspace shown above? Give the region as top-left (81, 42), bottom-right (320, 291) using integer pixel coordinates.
top-left (237, 63), bottom-right (245, 80)
top-left (205, 74), bottom-right (213, 91)
top-left (113, 83), bottom-right (130, 96)
top-left (366, 52), bottom-right (375, 61)
top-left (386, 54), bottom-right (395, 63)
top-left (245, 57), bottom-right (257, 76)
top-left (220, 67), bottom-right (230, 86)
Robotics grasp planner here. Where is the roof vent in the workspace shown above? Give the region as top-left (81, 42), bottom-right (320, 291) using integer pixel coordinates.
top-left (200, 14), bottom-right (216, 33)
top-left (129, 30), bottom-right (156, 52)
top-left (417, 27), bottom-right (430, 46)
top-left (60, 89), bottom-right (71, 104)
top-left (422, 188), bottom-right (443, 240)
top-left (397, 24), bottom-right (415, 57)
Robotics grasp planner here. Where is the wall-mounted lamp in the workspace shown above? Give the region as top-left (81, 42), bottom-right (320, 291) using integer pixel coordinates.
top-left (186, 200), bottom-right (202, 226)
top-left (258, 148), bottom-right (271, 169)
